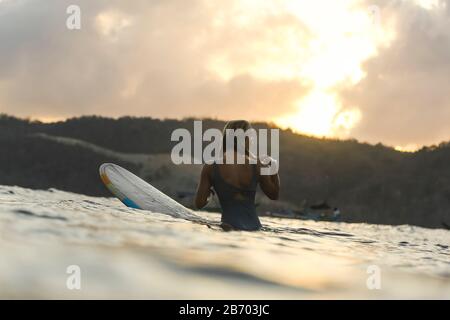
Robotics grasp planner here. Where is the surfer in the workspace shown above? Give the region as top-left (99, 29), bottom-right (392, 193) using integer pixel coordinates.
top-left (194, 120), bottom-right (280, 231)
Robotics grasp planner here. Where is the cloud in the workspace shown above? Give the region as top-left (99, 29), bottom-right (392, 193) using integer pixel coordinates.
top-left (0, 0), bottom-right (310, 121)
top-left (339, 0), bottom-right (450, 146)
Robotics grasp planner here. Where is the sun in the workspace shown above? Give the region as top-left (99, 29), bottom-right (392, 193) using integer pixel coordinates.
top-left (275, 91), bottom-right (361, 137)
top-left (275, 91), bottom-right (337, 137)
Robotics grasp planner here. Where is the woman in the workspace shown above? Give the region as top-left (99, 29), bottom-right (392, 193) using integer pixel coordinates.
top-left (194, 120), bottom-right (280, 231)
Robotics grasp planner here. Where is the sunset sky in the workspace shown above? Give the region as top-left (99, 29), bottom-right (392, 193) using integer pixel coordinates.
top-left (1, 0), bottom-right (449, 150)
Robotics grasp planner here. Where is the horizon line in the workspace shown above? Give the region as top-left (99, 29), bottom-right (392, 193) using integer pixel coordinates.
top-left (2, 113), bottom-right (447, 153)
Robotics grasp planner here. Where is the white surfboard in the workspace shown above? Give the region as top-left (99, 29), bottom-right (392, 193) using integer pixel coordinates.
top-left (99, 163), bottom-right (199, 220)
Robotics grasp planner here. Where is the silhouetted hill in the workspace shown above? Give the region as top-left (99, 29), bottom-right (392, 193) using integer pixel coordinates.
top-left (1, 114), bottom-right (449, 229)
top-left (0, 130), bottom-right (140, 197)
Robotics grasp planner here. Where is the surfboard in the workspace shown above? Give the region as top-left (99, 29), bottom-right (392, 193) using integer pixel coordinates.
top-left (99, 163), bottom-right (198, 220)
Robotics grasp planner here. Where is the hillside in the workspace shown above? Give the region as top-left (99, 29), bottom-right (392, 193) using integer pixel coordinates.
top-left (1, 114), bottom-right (449, 228)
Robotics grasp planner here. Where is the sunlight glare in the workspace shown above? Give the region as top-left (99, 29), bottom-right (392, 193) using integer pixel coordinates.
top-left (275, 91), bottom-right (361, 137)
top-left (205, 0), bottom-right (394, 137)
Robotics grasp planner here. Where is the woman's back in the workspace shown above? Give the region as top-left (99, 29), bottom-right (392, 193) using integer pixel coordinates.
top-left (211, 162), bottom-right (262, 231)
top-left (215, 162), bottom-right (255, 189)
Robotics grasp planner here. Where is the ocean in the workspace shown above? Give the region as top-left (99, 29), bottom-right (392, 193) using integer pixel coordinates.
top-left (0, 185), bottom-right (449, 299)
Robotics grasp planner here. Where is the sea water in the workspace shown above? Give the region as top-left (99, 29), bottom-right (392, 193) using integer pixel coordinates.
top-left (0, 185), bottom-right (449, 299)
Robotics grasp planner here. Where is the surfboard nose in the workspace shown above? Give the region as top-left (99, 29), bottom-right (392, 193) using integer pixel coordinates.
top-left (100, 173), bottom-right (111, 185)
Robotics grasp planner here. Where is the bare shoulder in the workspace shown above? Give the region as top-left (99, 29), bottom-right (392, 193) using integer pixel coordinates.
top-left (202, 162), bottom-right (214, 177)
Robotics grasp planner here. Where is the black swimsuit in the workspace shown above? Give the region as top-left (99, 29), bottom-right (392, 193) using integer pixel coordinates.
top-left (211, 163), bottom-right (262, 231)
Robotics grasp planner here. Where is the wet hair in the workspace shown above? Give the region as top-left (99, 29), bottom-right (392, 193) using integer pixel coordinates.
top-left (222, 120), bottom-right (252, 154)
